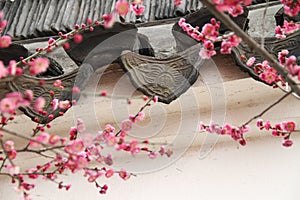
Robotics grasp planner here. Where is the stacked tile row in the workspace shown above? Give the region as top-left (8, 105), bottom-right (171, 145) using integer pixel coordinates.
top-left (0, 0), bottom-right (201, 39)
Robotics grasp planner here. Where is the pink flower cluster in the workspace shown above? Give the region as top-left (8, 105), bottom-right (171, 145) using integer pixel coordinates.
top-left (278, 49), bottom-right (300, 79)
top-left (212, 0), bottom-right (252, 17)
top-left (280, 0), bottom-right (300, 16)
top-left (0, 60), bottom-right (23, 79)
top-left (0, 11), bottom-right (173, 200)
top-left (131, 0), bottom-right (145, 16)
top-left (220, 34), bottom-right (241, 54)
top-left (115, 0), bottom-right (145, 17)
top-left (3, 140), bottom-right (17, 160)
top-left (246, 58), bottom-right (283, 85)
top-left (94, 119), bottom-right (172, 159)
top-left (0, 114), bottom-right (173, 199)
top-left (102, 13), bottom-right (115, 28)
top-left (102, 0), bottom-right (145, 28)
top-left (0, 85), bottom-right (75, 123)
top-left (0, 92), bottom-right (31, 114)
top-left (29, 132), bottom-right (63, 147)
top-left (0, 11), bottom-right (11, 48)
top-left (256, 119), bottom-right (296, 147)
top-left (275, 20), bottom-right (300, 39)
top-left (199, 121), bottom-right (250, 146)
top-left (179, 18), bottom-right (241, 59)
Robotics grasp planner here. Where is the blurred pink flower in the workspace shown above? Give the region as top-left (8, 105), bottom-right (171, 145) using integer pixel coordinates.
top-left (132, 4), bottom-right (145, 16)
top-left (0, 35), bottom-right (11, 48)
top-left (0, 61), bottom-right (8, 79)
top-left (102, 13), bottom-right (115, 28)
top-left (119, 169), bottom-right (131, 180)
top-left (29, 57), bottom-right (49, 75)
top-left (174, 0), bottom-right (182, 6)
top-left (59, 100), bottom-right (71, 110)
top-left (115, 0), bottom-right (130, 17)
top-left (0, 92), bottom-right (30, 114)
top-left (121, 119), bottom-right (132, 131)
top-left (34, 97), bottom-right (46, 112)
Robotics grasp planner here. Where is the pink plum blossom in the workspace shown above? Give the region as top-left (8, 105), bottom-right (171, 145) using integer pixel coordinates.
top-left (0, 98), bottom-right (17, 114)
top-left (104, 124), bottom-right (115, 133)
top-left (115, 0), bottom-right (130, 17)
top-left (282, 139), bottom-right (293, 147)
top-left (66, 139), bottom-right (85, 154)
top-left (132, 4), bottom-right (145, 16)
top-left (74, 34), bottom-right (83, 44)
top-left (69, 127), bottom-right (78, 140)
top-left (0, 35), bottom-right (11, 48)
top-left (119, 169), bottom-right (131, 180)
top-left (29, 57), bottom-right (49, 75)
top-left (153, 95), bottom-right (158, 103)
top-left (77, 118), bottom-right (86, 133)
top-left (24, 90), bottom-right (33, 102)
top-left (136, 111), bottom-right (145, 121)
top-left (51, 99), bottom-right (59, 110)
top-left (59, 100), bottom-right (71, 110)
top-left (105, 169), bottom-right (114, 178)
top-left (212, 0), bottom-right (251, 16)
top-left (201, 23), bottom-right (218, 41)
top-left (30, 132), bottom-right (50, 147)
top-left (282, 121), bottom-right (296, 132)
top-left (199, 48), bottom-right (216, 59)
top-left (53, 80), bottom-right (62, 87)
top-left (259, 72), bottom-right (277, 84)
top-left (148, 151), bottom-right (158, 159)
top-left (275, 20), bottom-right (300, 39)
top-left (246, 57), bottom-right (256, 67)
top-left (5, 164), bottom-right (20, 175)
top-left (0, 61), bottom-right (8, 79)
top-left (7, 60), bottom-right (16, 75)
top-left (281, 0), bottom-right (300, 16)
top-left (174, 0), bottom-right (182, 6)
top-left (102, 13), bottom-right (115, 28)
top-left (220, 41), bottom-right (232, 54)
top-left (72, 86), bottom-right (80, 94)
top-left (4, 140), bottom-right (14, 151)
top-left (0, 11), bottom-right (7, 31)
top-left (129, 140), bottom-right (140, 155)
top-left (285, 55), bottom-right (300, 76)
top-left (121, 119), bottom-right (132, 131)
top-left (48, 134), bottom-right (60, 145)
top-left (34, 97), bottom-right (46, 112)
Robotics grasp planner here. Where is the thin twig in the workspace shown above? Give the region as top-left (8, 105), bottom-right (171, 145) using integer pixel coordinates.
top-left (0, 157), bottom-right (7, 172)
top-left (242, 91), bottom-right (292, 126)
top-left (0, 139), bottom-right (13, 166)
top-left (261, 0), bottom-right (269, 48)
top-left (0, 128), bottom-right (63, 155)
top-left (115, 96), bottom-right (154, 136)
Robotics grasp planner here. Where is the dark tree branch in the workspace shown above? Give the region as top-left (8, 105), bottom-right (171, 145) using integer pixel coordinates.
top-left (200, 0), bottom-right (300, 96)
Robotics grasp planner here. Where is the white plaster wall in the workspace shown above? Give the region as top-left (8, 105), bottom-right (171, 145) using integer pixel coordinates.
top-left (1, 76), bottom-right (299, 200)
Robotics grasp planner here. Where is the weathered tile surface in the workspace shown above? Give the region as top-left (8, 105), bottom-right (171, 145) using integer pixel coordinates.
top-left (0, 0), bottom-right (203, 39)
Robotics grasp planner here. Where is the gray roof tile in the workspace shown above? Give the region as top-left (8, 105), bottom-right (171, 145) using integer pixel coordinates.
top-left (0, 0), bottom-right (278, 39)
